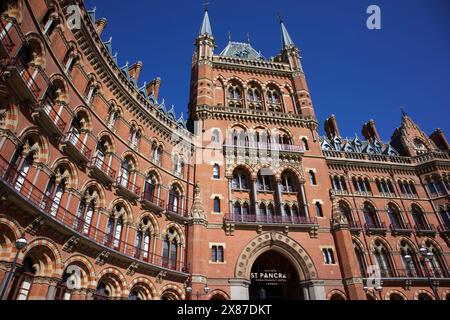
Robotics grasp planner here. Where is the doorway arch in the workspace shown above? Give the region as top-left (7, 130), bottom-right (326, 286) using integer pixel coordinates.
top-left (234, 232), bottom-right (321, 300)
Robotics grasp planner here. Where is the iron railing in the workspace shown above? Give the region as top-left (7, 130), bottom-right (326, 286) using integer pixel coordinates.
top-left (91, 156), bottom-right (116, 180)
top-left (116, 176), bottom-right (141, 196)
top-left (0, 155), bottom-right (188, 273)
top-left (64, 128), bottom-right (92, 160)
top-left (141, 192), bottom-right (165, 209)
top-left (224, 214), bottom-right (318, 226)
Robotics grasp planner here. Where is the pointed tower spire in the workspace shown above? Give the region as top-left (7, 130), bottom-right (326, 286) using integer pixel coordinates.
top-left (199, 6), bottom-right (213, 36)
top-left (279, 16), bottom-right (295, 49)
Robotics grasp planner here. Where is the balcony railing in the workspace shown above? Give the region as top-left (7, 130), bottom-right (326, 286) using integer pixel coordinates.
top-left (166, 204), bottom-right (189, 218)
top-left (365, 221), bottom-right (387, 233)
top-left (390, 222), bottom-right (414, 234)
top-left (348, 220), bottom-right (363, 232)
top-left (414, 223), bottom-right (437, 235)
top-left (141, 192), bottom-right (165, 211)
top-left (0, 18), bottom-right (22, 59)
top-left (116, 176), bottom-right (141, 198)
top-left (438, 224), bottom-right (450, 235)
top-left (31, 97), bottom-right (66, 135)
top-left (0, 155), bottom-right (188, 273)
top-left (90, 156), bottom-right (116, 182)
top-left (63, 129), bottom-right (92, 162)
top-left (224, 214), bottom-right (318, 226)
top-left (0, 18), bottom-right (14, 56)
top-left (11, 54), bottom-right (45, 100)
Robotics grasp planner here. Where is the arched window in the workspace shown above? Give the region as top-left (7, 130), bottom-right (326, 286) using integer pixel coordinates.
top-left (247, 84), bottom-right (263, 110)
top-left (387, 204), bottom-right (405, 230)
top-left (257, 172), bottom-right (273, 191)
top-left (399, 240), bottom-right (421, 278)
top-left (212, 129), bottom-right (220, 143)
top-left (12, 257), bottom-right (36, 300)
top-left (41, 8), bottom-right (57, 37)
top-left (163, 228), bottom-right (179, 270)
top-left (411, 205), bottom-right (429, 230)
top-left (94, 282), bottom-right (110, 300)
top-left (227, 82), bottom-right (243, 108)
top-left (135, 228), bottom-right (152, 260)
top-left (107, 106), bottom-right (120, 127)
top-left (259, 204), bottom-right (267, 217)
top-left (302, 138), bottom-right (309, 151)
top-left (373, 240), bottom-right (395, 277)
top-left (129, 125), bottom-right (141, 149)
top-left (106, 205), bottom-right (125, 249)
top-left (354, 244), bottom-right (367, 277)
top-left (363, 203), bottom-right (380, 228)
top-left (75, 187), bottom-right (97, 235)
top-left (281, 172), bottom-right (297, 193)
top-left (151, 143), bottom-right (163, 164)
top-left (213, 164), bottom-right (220, 179)
top-left (143, 173), bottom-right (159, 203)
top-left (266, 86), bottom-right (282, 112)
top-left (168, 185), bottom-right (183, 215)
top-left (119, 158), bottom-right (133, 188)
top-left (339, 202), bottom-right (355, 226)
top-left (439, 206), bottom-right (450, 230)
top-left (42, 166), bottom-right (70, 217)
top-left (424, 241), bottom-right (447, 278)
top-left (232, 169), bottom-right (249, 190)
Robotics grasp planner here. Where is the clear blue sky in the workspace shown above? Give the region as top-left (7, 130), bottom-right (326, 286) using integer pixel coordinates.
top-left (85, 0), bottom-right (450, 141)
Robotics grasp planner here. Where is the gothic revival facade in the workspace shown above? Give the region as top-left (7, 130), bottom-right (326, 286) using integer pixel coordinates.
top-left (0, 1), bottom-right (448, 301)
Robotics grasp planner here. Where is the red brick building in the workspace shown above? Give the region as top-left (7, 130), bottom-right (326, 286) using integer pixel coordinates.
top-left (0, 1), bottom-right (448, 300)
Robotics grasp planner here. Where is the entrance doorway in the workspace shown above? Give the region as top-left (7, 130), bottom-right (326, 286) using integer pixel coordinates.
top-left (249, 250), bottom-right (304, 300)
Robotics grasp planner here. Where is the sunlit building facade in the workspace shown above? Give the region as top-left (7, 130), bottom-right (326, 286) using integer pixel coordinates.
top-left (0, 1), bottom-right (448, 300)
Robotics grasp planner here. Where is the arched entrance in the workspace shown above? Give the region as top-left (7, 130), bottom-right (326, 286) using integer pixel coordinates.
top-left (249, 250), bottom-right (303, 300)
top-left (234, 233), bottom-right (323, 300)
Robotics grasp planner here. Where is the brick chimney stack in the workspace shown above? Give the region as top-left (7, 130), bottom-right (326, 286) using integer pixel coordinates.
top-left (95, 18), bottom-right (107, 36)
top-left (129, 61), bottom-right (143, 83)
top-left (146, 78), bottom-right (162, 101)
top-left (362, 119), bottom-right (381, 142)
top-left (430, 128), bottom-right (449, 152)
top-left (324, 115), bottom-right (341, 140)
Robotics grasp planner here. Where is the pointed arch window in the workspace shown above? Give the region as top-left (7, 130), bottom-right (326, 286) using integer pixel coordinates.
top-left (163, 229), bottom-right (179, 269)
top-left (232, 170), bottom-right (249, 190)
top-left (373, 241), bottom-right (395, 277)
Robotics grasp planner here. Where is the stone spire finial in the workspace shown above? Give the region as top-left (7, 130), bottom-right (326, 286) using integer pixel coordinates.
top-left (190, 181), bottom-right (207, 220)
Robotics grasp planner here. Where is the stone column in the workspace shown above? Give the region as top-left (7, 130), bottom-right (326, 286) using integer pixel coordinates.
top-left (330, 199), bottom-right (367, 300)
top-left (302, 280), bottom-right (326, 300)
top-left (229, 279), bottom-right (250, 300)
top-left (300, 184), bottom-right (310, 217)
top-left (252, 179), bottom-right (258, 216)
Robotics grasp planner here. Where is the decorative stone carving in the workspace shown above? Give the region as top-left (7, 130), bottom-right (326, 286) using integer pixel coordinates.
top-left (126, 262), bottom-right (140, 276)
top-left (25, 216), bottom-right (44, 235)
top-left (95, 251), bottom-right (110, 266)
top-left (190, 181), bottom-right (207, 221)
top-left (62, 236), bottom-right (80, 253)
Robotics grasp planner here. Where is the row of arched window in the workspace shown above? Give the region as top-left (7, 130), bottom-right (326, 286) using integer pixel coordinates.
top-left (338, 201), bottom-right (444, 232)
top-left (331, 175), bottom-right (419, 197)
top-left (354, 239), bottom-right (448, 279)
top-left (225, 80), bottom-right (289, 113)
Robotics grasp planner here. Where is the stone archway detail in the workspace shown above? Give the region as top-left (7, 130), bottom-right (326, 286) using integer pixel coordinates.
top-left (235, 232), bottom-right (318, 280)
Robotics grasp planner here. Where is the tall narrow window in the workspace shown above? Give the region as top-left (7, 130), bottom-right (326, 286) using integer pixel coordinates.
top-left (213, 164), bottom-right (220, 179)
top-left (322, 248), bottom-right (336, 265)
top-left (315, 202), bottom-right (324, 217)
top-left (309, 171), bottom-right (317, 186)
top-left (213, 197), bottom-right (221, 213)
